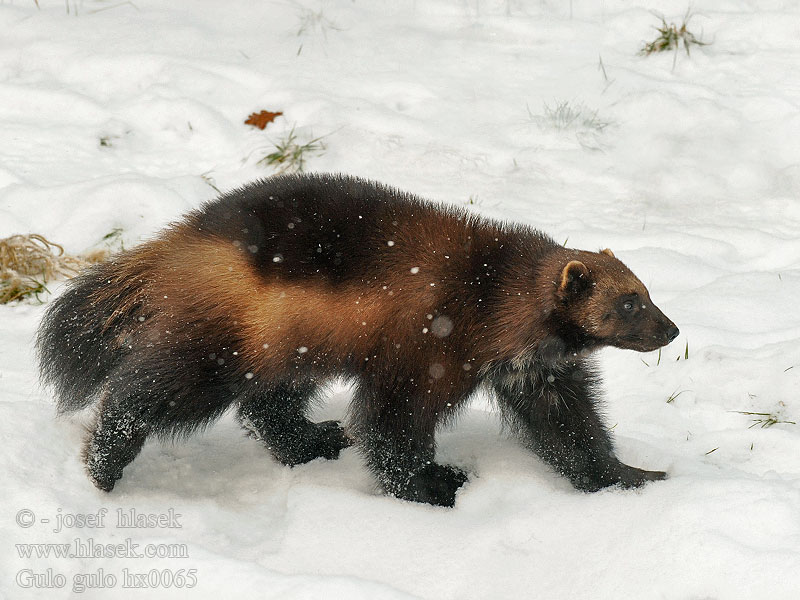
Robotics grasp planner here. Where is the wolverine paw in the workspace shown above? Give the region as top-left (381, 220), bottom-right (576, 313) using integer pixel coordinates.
top-left (398, 463), bottom-right (468, 507)
top-left (86, 469), bottom-right (119, 492)
top-left (85, 454), bottom-right (122, 492)
top-left (280, 420), bottom-right (352, 466)
top-left (311, 420), bottom-right (353, 460)
top-left (573, 464), bottom-right (666, 492)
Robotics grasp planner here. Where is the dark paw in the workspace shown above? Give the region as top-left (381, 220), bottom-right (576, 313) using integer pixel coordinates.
top-left (85, 452), bottom-right (121, 492)
top-left (87, 469), bottom-right (118, 492)
top-left (397, 463), bottom-right (468, 507)
top-left (573, 464), bottom-right (666, 492)
top-left (280, 420), bottom-right (352, 466)
top-left (311, 420), bottom-right (353, 460)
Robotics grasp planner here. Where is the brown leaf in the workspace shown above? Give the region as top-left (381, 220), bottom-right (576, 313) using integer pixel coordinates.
top-left (245, 110), bottom-right (283, 130)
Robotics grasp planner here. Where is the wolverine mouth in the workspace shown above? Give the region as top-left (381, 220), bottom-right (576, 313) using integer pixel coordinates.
top-left (611, 332), bottom-right (677, 353)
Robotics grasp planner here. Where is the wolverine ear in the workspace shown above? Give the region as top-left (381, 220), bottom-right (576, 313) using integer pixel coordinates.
top-left (600, 248), bottom-right (615, 258)
top-left (558, 260), bottom-right (591, 300)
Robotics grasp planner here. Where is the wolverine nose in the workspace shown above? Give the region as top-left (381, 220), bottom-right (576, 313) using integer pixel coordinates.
top-left (666, 325), bottom-right (680, 342)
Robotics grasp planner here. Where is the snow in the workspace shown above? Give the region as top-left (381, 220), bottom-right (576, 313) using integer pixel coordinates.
top-left (2, 0), bottom-right (800, 598)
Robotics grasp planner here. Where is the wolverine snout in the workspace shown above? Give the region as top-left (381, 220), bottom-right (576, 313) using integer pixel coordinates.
top-left (666, 324), bottom-right (679, 343)
top-left (652, 318), bottom-right (679, 347)
top-left (656, 304), bottom-right (679, 344)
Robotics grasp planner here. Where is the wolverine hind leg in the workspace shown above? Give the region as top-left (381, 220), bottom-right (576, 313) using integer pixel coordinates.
top-left (81, 337), bottom-right (247, 492)
top-left (237, 380), bottom-right (352, 466)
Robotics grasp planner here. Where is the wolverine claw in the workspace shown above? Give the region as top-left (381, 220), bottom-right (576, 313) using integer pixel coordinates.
top-left (617, 465), bottom-right (667, 489)
top-left (574, 465), bottom-right (667, 492)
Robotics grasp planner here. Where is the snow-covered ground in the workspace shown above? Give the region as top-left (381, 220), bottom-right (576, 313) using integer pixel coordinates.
top-left (2, 0), bottom-right (799, 598)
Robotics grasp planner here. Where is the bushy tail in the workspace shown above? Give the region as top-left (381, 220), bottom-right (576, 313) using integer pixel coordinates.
top-left (36, 260), bottom-right (138, 413)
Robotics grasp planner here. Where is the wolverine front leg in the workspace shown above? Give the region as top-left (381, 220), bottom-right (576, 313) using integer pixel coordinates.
top-left (490, 362), bottom-right (666, 491)
top-left (351, 379), bottom-right (467, 507)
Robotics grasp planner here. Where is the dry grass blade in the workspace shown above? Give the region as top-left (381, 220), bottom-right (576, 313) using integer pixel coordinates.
top-left (0, 234), bottom-right (85, 303)
top-left (666, 389), bottom-right (688, 404)
top-left (732, 411), bottom-right (796, 429)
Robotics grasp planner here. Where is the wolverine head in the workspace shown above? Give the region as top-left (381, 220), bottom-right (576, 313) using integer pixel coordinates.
top-left (554, 248), bottom-right (679, 352)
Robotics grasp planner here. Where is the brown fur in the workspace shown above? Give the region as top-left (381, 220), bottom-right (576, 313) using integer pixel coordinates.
top-left (37, 173), bottom-right (678, 505)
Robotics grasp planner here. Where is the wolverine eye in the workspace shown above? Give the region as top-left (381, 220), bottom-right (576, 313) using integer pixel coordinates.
top-left (618, 294), bottom-right (640, 316)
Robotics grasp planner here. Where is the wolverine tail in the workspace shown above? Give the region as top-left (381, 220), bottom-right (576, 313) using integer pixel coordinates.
top-left (36, 259), bottom-right (143, 413)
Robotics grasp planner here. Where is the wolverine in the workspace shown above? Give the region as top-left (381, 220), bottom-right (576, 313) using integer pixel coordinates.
top-left (38, 173), bottom-right (679, 506)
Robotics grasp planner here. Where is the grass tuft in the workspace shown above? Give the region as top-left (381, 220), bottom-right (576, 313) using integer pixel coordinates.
top-left (641, 10), bottom-right (709, 69)
top-left (1, 231), bottom-right (124, 304)
top-left (0, 234), bottom-right (82, 303)
top-left (294, 5), bottom-right (341, 55)
top-left (528, 101), bottom-right (610, 151)
top-left (529, 101), bottom-right (609, 133)
top-left (258, 126), bottom-right (326, 173)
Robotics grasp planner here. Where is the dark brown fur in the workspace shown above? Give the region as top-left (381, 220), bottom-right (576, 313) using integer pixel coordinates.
top-left (37, 173), bottom-right (678, 506)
